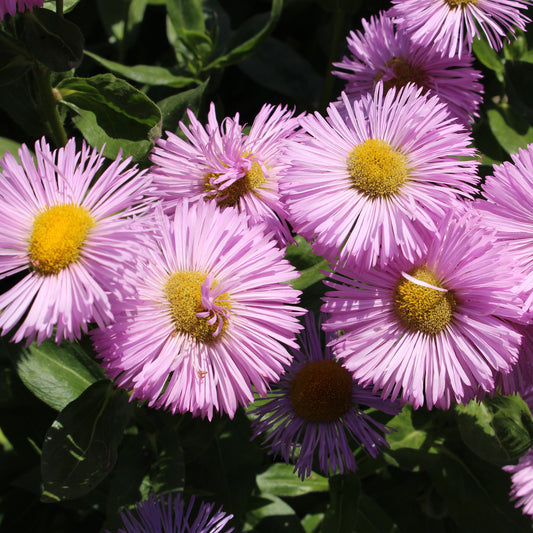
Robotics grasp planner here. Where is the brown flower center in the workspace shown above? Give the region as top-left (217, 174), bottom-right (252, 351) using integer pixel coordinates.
top-left (289, 359), bottom-right (353, 423)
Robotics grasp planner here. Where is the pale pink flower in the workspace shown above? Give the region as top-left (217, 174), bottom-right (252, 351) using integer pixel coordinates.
top-left (92, 200), bottom-right (304, 420)
top-left (390, 0), bottom-right (532, 58)
top-left (0, 138), bottom-right (152, 345)
top-left (333, 11), bottom-right (483, 125)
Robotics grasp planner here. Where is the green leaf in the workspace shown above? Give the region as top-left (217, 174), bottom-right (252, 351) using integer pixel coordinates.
top-left (40, 380), bottom-right (133, 502)
top-left (244, 494), bottom-right (305, 533)
top-left (256, 463), bottom-right (329, 497)
top-left (14, 339), bottom-right (104, 411)
top-left (22, 7), bottom-right (84, 72)
top-left (0, 137), bottom-right (23, 160)
top-left (97, 0), bottom-right (147, 46)
top-left (167, 0), bottom-right (206, 35)
top-left (139, 426), bottom-right (185, 497)
top-left (43, 0), bottom-right (82, 13)
top-left (321, 473), bottom-right (360, 533)
top-left (505, 60), bottom-right (533, 125)
top-left (239, 36), bottom-right (323, 108)
top-left (56, 73), bottom-right (161, 160)
top-left (457, 394), bottom-right (533, 466)
top-left (166, 0), bottom-right (213, 68)
top-left (84, 50), bottom-right (199, 88)
top-left (158, 78), bottom-right (209, 133)
top-left (204, 0), bottom-right (283, 70)
top-left (424, 445), bottom-right (532, 532)
top-left (0, 45), bottom-right (32, 87)
top-left (487, 104), bottom-right (533, 155)
top-left (355, 493), bottom-right (399, 533)
top-left (473, 36), bottom-right (504, 75)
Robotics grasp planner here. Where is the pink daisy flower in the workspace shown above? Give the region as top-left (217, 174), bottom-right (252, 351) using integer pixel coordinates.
top-left (250, 312), bottom-right (401, 480)
top-left (109, 493), bottom-right (234, 533)
top-left (322, 209), bottom-right (525, 409)
top-left (0, 138), bottom-right (152, 345)
top-left (0, 0), bottom-right (43, 19)
top-left (150, 102), bottom-right (300, 245)
top-left (476, 144), bottom-right (533, 314)
top-left (282, 84), bottom-right (479, 270)
top-left (92, 200), bottom-right (304, 420)
top-left (333, 11), bottom-right (483, 125)
top-left (390, 0), bottom-right (532, 58)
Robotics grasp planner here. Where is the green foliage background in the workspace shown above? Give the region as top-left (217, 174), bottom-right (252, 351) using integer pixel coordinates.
top-left (1, 0), bottom-right (533, 531)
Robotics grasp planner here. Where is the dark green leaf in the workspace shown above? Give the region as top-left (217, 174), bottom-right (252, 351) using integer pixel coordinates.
top-left (487, 104), bottom-right (533, 155)
top-left (239, 36), bottom-right (323, 108)
top-left (424, 445), bottom-right (532, 532)
top-left (321, 473), bottom-right (360, 533)
top-left (245, 494), bottom-right (306, 533)
top-left (256, 463), bottom-right (328, 497)
top-left (0, 45), bottom-right (32, 87)
top-left (14, 338), bottom-right (104, 411)
top-left (84, 50), bottom-right (199, 88)
top-left (97, 0), bottom-right (147, 46)
top-left (158, 78), bottom-right (209, 133)
top-left (43, 0), bottom-right (82, 13)
top-left (139, 426), bottom-right (185, 497)
top-left (40, 380), bottom-right (133, 502)
top-left (22, 8), bottom-right (84, 72)
top-left (457, 394), bottom-right (533, 465)
top-left (56, 73), bottom-right (161, 160)
top-left (505, 60), bottom-right (533, 125)
top-left (204, 0), bottom-right (283, 70)
top-left (355, 493), bottom-right (399, 533)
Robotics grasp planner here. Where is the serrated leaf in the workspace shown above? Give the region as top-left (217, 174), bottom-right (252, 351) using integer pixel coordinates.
top-left (22, 7), bottom-right (84, 72)
top-left (40, 380), bottom-right (132, 502)
top-left (256, 463), bottom-right (328, 497)
top-left (84, 50), bottom-right (199, 88)
top-left (15, 339), bottom-right (104, 411)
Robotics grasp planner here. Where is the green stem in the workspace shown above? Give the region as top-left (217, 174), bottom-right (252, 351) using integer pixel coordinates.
top-left (319, 6), bottom-right (346, 113)
top-left (56, 0), bottom-right (64, 17)
top-left (34, 65), bottom-right (68, 147)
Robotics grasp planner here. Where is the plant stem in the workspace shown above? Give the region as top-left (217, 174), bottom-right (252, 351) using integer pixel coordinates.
top-left (56, 0), bottom-right (64, 17)
top-left (34, 65), bottom-right (68, 147)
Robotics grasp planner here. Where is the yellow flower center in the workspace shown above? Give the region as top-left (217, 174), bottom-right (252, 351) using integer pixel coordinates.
top-left (289, 359), bottom-right (353, 423)
top-left (446, 0), bottom-right (476, 7)
top-left (204, 158), bottom-right (267, 208)
top-left (347, 139), bottom-right (408, 199)
top-left (394, 266), bottom-right (456, 335)
top-left (376, 57), bottom-right (429, 93)
top-left (28, 204), bottom-right (95, 275)
top-left (164, 271), bottom-right (231, 344)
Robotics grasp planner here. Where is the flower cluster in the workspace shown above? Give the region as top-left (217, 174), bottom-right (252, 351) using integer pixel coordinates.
top-left (2, 0), bottom-right (533, 522)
